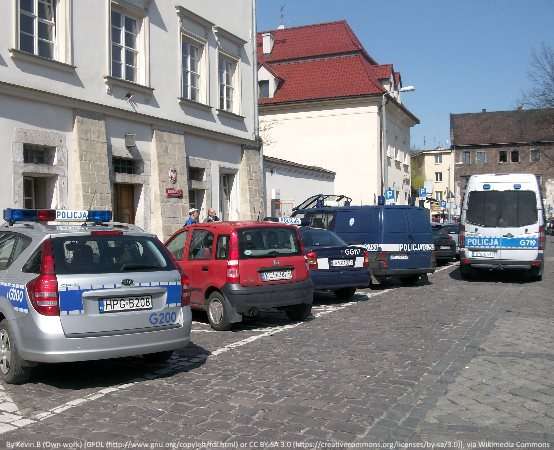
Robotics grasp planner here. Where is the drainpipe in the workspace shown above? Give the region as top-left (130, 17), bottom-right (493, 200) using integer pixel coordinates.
top-left (379, 93), bottom-right (389, 197)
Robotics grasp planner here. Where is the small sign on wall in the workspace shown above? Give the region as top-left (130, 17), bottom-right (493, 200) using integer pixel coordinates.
top-left (165, 188), bottom-right (183, 199)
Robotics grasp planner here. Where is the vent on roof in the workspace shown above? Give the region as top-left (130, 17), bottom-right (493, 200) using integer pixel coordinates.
top-left (262, 32), bottom-right (274, 54)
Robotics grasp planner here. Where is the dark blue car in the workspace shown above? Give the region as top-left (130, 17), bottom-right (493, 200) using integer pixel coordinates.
top-left (299, 227), bottom-right (370, 299)
top-left (293, 197), bottom-right (435, 285)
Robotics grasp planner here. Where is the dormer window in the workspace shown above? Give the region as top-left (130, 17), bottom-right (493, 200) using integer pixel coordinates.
top-left (258, 80), bottom-right (270, 99)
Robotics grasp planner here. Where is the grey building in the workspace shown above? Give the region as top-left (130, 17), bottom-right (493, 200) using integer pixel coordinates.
top-left (0, 0), bottom-right (262, 239)
top-left (451, 108), bottom-right (554, 217)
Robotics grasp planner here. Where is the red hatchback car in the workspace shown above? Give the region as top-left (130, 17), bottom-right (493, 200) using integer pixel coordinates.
top-left (165, 221), bottom-right (314, 330)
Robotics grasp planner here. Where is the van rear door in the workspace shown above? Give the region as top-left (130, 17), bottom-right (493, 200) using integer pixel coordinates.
top-left (465, 186), bottom-right (540, 261)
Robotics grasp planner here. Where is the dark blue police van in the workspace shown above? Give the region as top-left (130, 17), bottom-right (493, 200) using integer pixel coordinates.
top-left (292, 195), bottom-right (435, 285)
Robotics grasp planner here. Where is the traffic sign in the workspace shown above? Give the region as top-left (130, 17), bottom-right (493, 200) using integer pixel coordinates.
top-left (440, 200), bottom-right (447, 209)
top-left (385, 189), bottom-right (395, 200)
top-left (418, 187), bottom-right (427, 198)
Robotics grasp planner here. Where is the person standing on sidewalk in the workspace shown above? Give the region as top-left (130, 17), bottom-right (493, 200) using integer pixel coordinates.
top-left (205, 208), bottom-right (221, 223)
top-left (185, 208), bottom-right (200, 226)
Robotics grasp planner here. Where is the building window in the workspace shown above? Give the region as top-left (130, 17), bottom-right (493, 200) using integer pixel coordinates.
top-left (219, 54), bottom-right (238, 112)
top-left (434, 154), bottom-right (442, 164)
top-left (511, 150), bottom-right (520, 163)
top-left (23, 176), bottom-right (50, 209)
top-left (462, 151), bottom-right (471, 164)
top-left (435, 172), bottom-right (443, 182)
top-left (111, 10), bottom-right (139, 82)
top-left (499, 150), bottom-right (507, 163)
top-left (19, 0), bottom-right (56, 59)
top-left (435, 191), bottom-right (443, 202)
top-left (475, 151), bottom-right (487, 164)
top-left (188, 167), bottom-right (205, 182)
top-left (23, 144), bottom-right (54, 165)
top-left (182, 39), bottom-right (202, 102)
top-left (530, 148), bottom-right (541, 162)
top-left (112, 157), bottom-right (137, 175)
top-left (258, 80), bottom-right (270, 99)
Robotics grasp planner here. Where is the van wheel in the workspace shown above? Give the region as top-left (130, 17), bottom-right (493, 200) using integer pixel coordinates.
top-left (400, 275), bottom-right (421, 286)
top-left (207, 292), bottom-right (233, 331)
top-left (334, 288), bottom-right (356, 300)
top-left (285, 304), bottom-right (312, 321)
top-left (460, 265), bottom-right (474, 280)
top-left (0, 321), bottom-right (31, 385)
top-left (143, 351), bottom-right (173, 363)
top-left (528, 268), bottom-right (543, 282)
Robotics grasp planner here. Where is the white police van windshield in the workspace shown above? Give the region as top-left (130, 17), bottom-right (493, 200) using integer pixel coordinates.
top-left (238, 228), bottom-right (300, 259)
top-left (301, 229), bottom-right (346, 247)
top-left (23, 236), bottom-right (174, 275)
top-left (467, 190), bottom-right (537, 228)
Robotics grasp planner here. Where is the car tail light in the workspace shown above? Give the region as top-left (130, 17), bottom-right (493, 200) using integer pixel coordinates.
top-left (305, 251), bottom-right (318, 270)
top-left (227, 232), bottom-right (240, 283)
top-left (459, 224), bottom-right (465, 248)
top-left (180, 270), bottom-right (191, 306)
top-left (363, 250), bottom-right (369, 268)
top-left (539, 226), bottom-right (545, 250)
top-left (27, 239), bottom-right (59, 316)
top-left (377, 252), bottom-right (388, 270)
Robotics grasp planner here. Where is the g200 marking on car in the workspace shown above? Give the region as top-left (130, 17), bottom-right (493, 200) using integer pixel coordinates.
top-left (148, 311), bottom-right (178, 326)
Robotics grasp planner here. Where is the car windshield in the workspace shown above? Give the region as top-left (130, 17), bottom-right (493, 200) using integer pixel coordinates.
top-left (238, 227), bottom-right (300, 259)
top-left (466, 190), bottom-right (538, 228)
top-left (300, 228), bottom-right (346, 247)
top-left (51, 235), bottom-right (174, 274)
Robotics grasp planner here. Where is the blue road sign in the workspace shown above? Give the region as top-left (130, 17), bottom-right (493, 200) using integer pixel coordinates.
top-left (418, 187), bottom-right (427, 198)
top-left (385, 189), bottom-right (395, 201)
top-left (440, 200), bottom-right (447, 209)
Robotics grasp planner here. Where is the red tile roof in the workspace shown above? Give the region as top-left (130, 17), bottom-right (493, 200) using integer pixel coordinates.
top-left (259, 55), bottom-right (384, 105)
top-left (257, 21), bottom-right (404, 106)
top-left (257, 20), bottom-right (374, 64)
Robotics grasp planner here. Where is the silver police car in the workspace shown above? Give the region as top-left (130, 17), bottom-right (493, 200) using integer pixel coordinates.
top-left (0, 209), bottom-right (192, 384)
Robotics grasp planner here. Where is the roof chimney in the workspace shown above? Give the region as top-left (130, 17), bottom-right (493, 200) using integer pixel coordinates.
top-left (481, 108), bottom-right (487, 113)
top-left (262, 32), bottom-right (274, 55)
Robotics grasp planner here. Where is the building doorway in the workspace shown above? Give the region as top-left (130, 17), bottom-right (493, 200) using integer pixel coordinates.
top-left (23, 176), bottom-right (54, 209)
top-left (220, 173), bottom-right (235, 221)
top-left (113, 184), bottom-right (136, 224)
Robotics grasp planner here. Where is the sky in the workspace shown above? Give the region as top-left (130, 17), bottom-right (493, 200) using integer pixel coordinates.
top-left (256, 0), bottom-right (554, 150)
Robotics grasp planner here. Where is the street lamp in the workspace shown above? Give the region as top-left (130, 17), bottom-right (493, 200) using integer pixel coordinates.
top-left (380, 86), bottom-right (416, 201)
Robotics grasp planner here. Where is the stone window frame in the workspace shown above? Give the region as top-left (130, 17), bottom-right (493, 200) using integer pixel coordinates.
top-left (12, 128), bottom-right (68, 209)
top-left (435, 171), bottom-right (443, 182)
top-left (499, 150), bottom-right (508, 163)
top-left (530, 147), bottom-right (541, 163)
top-left (218, 51), bottom-right (240, 114)
top-left (105, 0), bottom-right (151, 91)
top-left (511, 149), bottom-right (520, 163)
top-left (10, 0), bottom-right (74, 69)
top-left (434, 153), bottom-right (442, 164)
top-left (475, 151), bottom-right (487, 164)
top-left (462, 151), bottom-right (471, 165)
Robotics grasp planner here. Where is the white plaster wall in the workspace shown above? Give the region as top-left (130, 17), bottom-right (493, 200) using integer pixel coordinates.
top-left (264, 164), bottom-right (334, 216)
top-left (0, 0), bottom-right (257, 142)
top-left (384, 105), bottom-right (412, 205)
top-left (0, 94), bottom-right (73, 212)
top-left (260, 102), bottom-right (381, 206)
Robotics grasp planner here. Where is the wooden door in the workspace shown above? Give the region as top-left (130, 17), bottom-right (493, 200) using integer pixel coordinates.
top-left (114, 184), bottom-right (135, 224)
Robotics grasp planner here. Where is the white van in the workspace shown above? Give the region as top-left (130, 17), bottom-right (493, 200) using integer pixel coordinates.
top-left (460, 173), bottom-right (545, 281)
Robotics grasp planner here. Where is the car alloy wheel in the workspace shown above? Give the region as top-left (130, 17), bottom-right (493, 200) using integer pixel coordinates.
top-left (0, 329), bottom-right (12, 375)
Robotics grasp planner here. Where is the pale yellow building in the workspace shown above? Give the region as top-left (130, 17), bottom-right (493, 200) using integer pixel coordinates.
top-left (411, 148), bottom-right (457, 218)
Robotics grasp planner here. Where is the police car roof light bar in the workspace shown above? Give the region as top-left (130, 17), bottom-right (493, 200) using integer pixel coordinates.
top-left (3, 209), bottom-right (56, 225)
top-left (87, 210), bottom-right (113, 224)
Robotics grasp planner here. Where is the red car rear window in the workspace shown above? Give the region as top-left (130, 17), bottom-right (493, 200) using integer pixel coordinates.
top-left (238, 227), bottom-right (301, 259)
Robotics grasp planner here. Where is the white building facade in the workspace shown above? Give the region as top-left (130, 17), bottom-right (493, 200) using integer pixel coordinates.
top-left (0, 0), bottom-right (262, 239)
top-left (257, 21), bottom-right (418, 207)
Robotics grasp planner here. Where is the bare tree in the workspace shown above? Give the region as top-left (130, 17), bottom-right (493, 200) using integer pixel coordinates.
top-left (520, 43), bottom-right (554, 108)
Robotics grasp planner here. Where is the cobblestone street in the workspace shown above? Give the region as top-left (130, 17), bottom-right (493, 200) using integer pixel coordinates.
top-left (0, 240), bottom-right (552, 448)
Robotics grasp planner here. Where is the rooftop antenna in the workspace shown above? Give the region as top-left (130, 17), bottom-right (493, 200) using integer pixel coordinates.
top-left (278, 3), bottom-right (286, 29)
